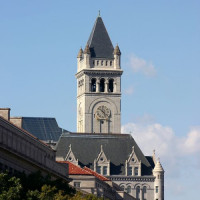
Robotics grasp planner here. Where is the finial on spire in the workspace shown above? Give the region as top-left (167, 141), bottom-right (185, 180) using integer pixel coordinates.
top-left (101, 145), bottom-right (103, 152)
top-left (114, 44), bottom-right (121, 55)
top-left (84, 44), bottom-right (90, 54)
top-left (69, 144), bottom-right (72, 150)
top-left (98, 10), bottom-right (101, 17)
top-left (132, 146), bottom-right (134, 152)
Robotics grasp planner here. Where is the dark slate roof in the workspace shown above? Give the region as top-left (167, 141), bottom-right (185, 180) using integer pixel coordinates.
top-left (22, 117), bottom-right (63, 142)
top-left (87, 16), bottom-right (114, 59)
top-left (55, 132), bottom-right (153, 176)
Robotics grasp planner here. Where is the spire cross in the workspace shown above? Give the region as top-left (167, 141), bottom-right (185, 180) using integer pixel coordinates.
top-left (98, 10), bottom-right (101, 17)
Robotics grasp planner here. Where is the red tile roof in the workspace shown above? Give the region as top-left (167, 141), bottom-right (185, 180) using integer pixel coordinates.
top-left (83, 167), bottom-right (110, 181)
top-left (58, 161), bottom-right (92, 175)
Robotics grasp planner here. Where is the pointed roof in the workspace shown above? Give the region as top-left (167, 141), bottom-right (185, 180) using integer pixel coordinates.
top-left (58, 161), bottom-right (92, 175)
top-left (56, 133), bottom-right (153, 175)
top-left (87, 16), bottom-right (114, 59)
top-left (153, 159), bottom-right (164, 172)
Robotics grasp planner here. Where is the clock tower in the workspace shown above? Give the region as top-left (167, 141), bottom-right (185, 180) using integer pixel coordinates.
top-left (76, 15), bottom-right (123, 133)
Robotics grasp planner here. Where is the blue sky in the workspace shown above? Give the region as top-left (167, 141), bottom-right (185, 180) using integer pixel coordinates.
top-left (0, 1), bottom-right (200, 199)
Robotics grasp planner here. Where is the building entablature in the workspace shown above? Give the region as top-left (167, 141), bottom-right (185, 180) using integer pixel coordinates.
top-left (109, 176), bottom-right (155, 182)
top-left (75, 69), bottom-right (123, 79)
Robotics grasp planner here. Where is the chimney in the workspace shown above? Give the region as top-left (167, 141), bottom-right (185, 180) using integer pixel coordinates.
top-left (0, 108), bottom-right (11, 121)
top-left (10, 117), bottom-right (23, 128)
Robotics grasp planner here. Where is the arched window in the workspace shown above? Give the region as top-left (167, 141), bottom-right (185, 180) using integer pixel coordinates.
top-left (127, 185), bottom-right (131, 194)
top-left (136, 186), bottom-right (140, 200)
top-left (108, 79), bottom-right (114, 92)
top-left (101, 60), bottom-right (103, 66)
top-left (142, 186), bottom-right (147, 200)
top-left (100, 79), bottom-right (105, 92)
top-left (110, 61), bottom-right (112, 66)
top-left (91, 78), bottom-right (96, 92)
top-left (120, 184), bottom-right (125, 191)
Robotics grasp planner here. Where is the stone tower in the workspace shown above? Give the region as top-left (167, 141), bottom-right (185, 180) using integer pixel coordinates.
top-left (76, 16), bottom-right (123, 133)
top-left (153, 159), bottom-right (165, 200)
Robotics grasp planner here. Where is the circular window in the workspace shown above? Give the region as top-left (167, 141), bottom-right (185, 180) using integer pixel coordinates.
top-left (132, 158), bottom-right (134, 162)
top-left (100, 157), bottom-right (104, 161)
top-left (69, 157), bottom-right (72, 161)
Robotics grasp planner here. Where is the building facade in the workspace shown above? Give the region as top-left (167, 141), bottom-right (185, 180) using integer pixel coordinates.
top-left (0, 108), bottom-right (70, 182)
top-left (56, 15), bottom-right (164, 200)
top-left (76, 16), bottom-right (122, 134)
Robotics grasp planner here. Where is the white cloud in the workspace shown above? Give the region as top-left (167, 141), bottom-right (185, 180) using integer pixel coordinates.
top-left (124, 86), bottom-right (134, 95)
top-left (179, 126), bottom-right (200, 154)
top-left (128, 54), bottom-right (156, 77)
top-left (121, 121), bottom-right (200, 178)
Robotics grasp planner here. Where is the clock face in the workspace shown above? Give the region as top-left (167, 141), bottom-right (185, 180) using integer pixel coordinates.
top-left (96, 105), bottom-right (110, 120)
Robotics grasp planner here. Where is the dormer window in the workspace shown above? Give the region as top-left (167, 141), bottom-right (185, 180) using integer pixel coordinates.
top-left (96, 166), bottom-right (101, 174)
top-left (65, 144), bottom-right (78, 166)
top-left (134, 167), bottom-right (138, 176)
top-left (128, 166), bottom-right (132, 176)
top-left (125, 146), bottom-right (141, 176)
top-left (94, 145), bottom-right (110, 176)
top-left (103, 166), bottom-right (107, 175)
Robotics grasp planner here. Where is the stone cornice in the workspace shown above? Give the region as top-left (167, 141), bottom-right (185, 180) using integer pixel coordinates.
top-left (76, 69), bottom-right (123, 78)
top-left (77, 92), bottom-right (121, 98)
top-left (108, 176), bottom-right (155, 182)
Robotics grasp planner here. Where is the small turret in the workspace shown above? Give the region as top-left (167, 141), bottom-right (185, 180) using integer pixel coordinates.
top-left (77, 48), bottom-right (83, 58)
top-left (153, 158), bottom-right (164, 200)
top-left (84, 44), bottom-right (90, 54)
top-left (113, 44), bottom-right (121, 69)
top-left (77, 48), bottom-right (83, 71)
top-left (83, 44), bottom-right (91, 68)
top-left (114, 44), bottom-right (121, 55)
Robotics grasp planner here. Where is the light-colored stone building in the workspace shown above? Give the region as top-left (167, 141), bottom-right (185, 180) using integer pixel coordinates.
top-left (56, 15), bottom-right (165, 200)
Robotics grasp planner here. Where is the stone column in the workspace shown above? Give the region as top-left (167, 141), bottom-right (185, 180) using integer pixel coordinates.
top-left (96, 78), bottom-right (100, 92)
top-left (105, 79), bottom-right (109, 92)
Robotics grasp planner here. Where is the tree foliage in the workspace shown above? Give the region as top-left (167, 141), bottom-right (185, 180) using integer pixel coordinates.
top-left (0, 171), bottom-right (103, 200)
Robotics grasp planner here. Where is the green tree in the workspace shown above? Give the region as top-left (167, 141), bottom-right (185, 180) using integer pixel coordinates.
top-left (0, 172), bottom-right (22, 200)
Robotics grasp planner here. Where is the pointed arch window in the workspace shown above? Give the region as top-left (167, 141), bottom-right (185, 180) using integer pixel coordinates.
top-left (100, 79), bottom-right (105, 92)
top-left (108, 79), bottom-right (114, 92)
top-left (91, 78), bottom-right (96, 92)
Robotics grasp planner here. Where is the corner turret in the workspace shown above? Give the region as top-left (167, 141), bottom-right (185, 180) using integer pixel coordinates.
top-left (114, 44), bottom-right (121, 69)
top-left (153, 158), bottom-right (164, 200)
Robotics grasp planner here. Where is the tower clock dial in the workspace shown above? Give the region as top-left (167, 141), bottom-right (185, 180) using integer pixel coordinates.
top-left (96, 105), bottom-right (110, 120)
